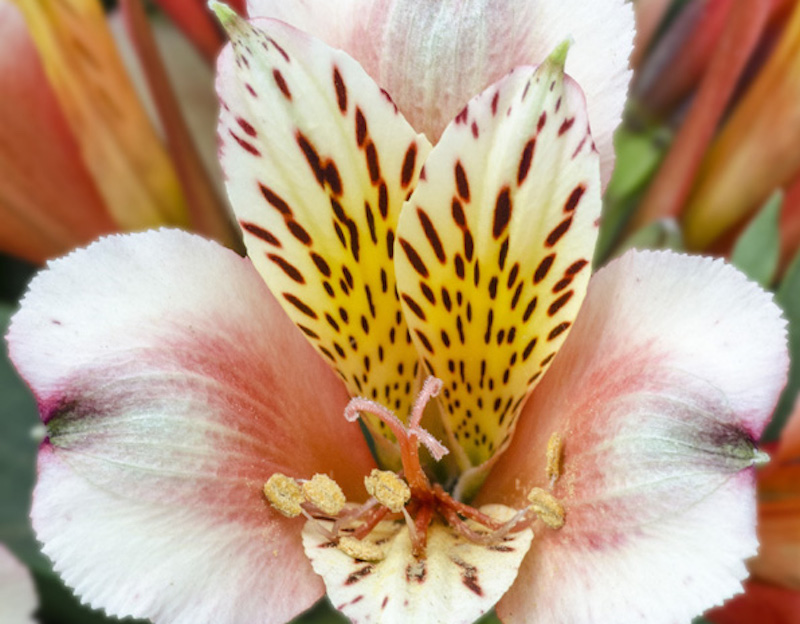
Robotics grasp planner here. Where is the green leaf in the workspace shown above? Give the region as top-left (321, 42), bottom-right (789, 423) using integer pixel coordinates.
top-left (731, 190), bottom-right (782, 287)
top-left (611, 218), bottom-right (683, 258)
top-left (764, 245), bottom-right (800, 441)
top-left (292, 598), bottom-right (348, 623)
top-left (595, 124), bottom-right (670, 265)
top-left (0, 303), bottom-right (47, 573)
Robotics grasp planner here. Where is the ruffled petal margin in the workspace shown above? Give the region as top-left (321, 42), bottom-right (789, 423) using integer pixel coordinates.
top-left (7, 229), bottom-right (376, 624)
top-left (481, 250), bottom-right (789, 623)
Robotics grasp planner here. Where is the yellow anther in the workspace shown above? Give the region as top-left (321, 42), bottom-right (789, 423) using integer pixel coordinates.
top-left (364, 469), bottom-right (411, 513)
top-left (264, 473), bottom-right (304, 517)
top-left (338, 536), bottom-right (386, 562)
top-left (546, 432), bottom-right (563, 486)
top-left (527, 487), bottom-right (566, 530)
top-left (302, 473), bottom-right (346, 515)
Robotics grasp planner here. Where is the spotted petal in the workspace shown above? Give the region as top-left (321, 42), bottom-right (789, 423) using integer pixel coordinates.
top-left (214, 8), bottom-right (432, 457)
top-left (395, 47), bottom-right (601, 468)
top-left (8, 230), bottom-right (376, 624)
top-left (302, 505), bottom-right (532, 624)
top-left (481, 250), bottom-right (789, 623)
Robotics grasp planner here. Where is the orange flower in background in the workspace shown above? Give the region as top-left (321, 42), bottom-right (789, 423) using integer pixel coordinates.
top-left (683, 0), bottom-right (800, 251)
top-left (0, 0), bottom-right (239, 264)
top-left (707, 401), bottom-right (800, 623)
top-left (626, 0), bottom-right (800, 262)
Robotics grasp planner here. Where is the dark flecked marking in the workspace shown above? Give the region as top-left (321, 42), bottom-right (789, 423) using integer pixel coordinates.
top-left (402, 143), bottom-right (417, 188)
top-left (273, 68), bottom-right (291, 99)
top-left (240, 221), bottom-right (280, 247)
top-left (493, 187), bottom-right (512, 239)
top-left (333, 66), bottom-right (347, 112)
top-left (283, 293), bottom-right (317, 318)
top-left (455, 161), bottom-right (470, 201)
top-left (534, 254), bottom-right (555, 284)
top-left (268, 254), bottom-right (304, 283)
top-left (518, 138), bottom-right (536, 184)
top-left (399, 239), bottom-right (429, 278)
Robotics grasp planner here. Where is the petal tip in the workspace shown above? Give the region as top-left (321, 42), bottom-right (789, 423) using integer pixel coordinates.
top-left (547, 38), bottom-right (573, 70)
top-left (209, 1), bottom-right (239, 29)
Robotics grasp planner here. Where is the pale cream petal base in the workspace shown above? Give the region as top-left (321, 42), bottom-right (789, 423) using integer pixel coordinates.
top-left (303, 505), bottom-right (532, 624)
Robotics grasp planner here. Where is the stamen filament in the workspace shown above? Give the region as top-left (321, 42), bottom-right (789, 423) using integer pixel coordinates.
top-left (352, 505), bottom-right (392, 540)
top-left (344, 397), bottom-right (431, 491)
top-left (433, 485), bottom-right (504, 530)
top-left (409, 377), bottom-right (443, 428)
top-left (300, 507), bottom-right (337, 541)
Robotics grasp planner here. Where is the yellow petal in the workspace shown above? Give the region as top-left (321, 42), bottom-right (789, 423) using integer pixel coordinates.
top-left (214, 10), bottom-right (432, 463)
top-left (10, 0), bottom-right (188, 230)
top-left (395, 47), bottom-right (601, 467)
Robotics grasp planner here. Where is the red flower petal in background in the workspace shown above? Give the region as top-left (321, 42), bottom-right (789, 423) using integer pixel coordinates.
top-left (0, 2), bottom-right (116, 264)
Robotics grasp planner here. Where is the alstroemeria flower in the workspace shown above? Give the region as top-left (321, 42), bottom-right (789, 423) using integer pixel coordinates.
top-left (0, 544), bottom-right (37, 623)
top-left (6, 5), bottom-right (790, 624)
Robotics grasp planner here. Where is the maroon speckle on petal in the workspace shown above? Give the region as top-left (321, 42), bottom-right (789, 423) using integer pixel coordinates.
top-left (333, 66), bottom-right (347, 113)
top-left (228, 130), bottom-right (260, 156)
top-left (273, 69), bottom-right (292, 100)
top-left (558, 117), bottom-right (575, 136)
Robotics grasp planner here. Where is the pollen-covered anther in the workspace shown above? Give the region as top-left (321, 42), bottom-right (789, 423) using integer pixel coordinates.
top-left (264, 473), bottom-right (304, 517)
top-left (527, 487), bottom-right (566, 529)
top-left (338, 535), bottom-right (386, 562)
top-left (302, 473), bottom-right (346, 515)
top-left (546, 432), bottom-right (564, 487)
top-left (364, 469), bottom-right (411, 513)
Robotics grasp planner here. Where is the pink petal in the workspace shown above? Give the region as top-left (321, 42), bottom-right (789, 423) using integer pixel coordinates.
top-left (479, 250), bottom-right (788, 623)
top-left (8, 229), bottom-right (376, 624)
top-left (247, 0), bottom-right (634, 188)
top-left (0, 545), bottom-right (37, 624)
top-left (0, 2), bottom-right (116, 263)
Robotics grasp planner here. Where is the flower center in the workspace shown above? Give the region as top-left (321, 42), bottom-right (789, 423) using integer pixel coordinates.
top-left (263, 377), bottom-right (566, 561)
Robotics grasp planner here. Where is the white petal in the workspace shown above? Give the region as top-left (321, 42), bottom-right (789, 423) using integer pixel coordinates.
top-left (247, 0), bottom-right (634, 187)
top-left (481, 250), bottom-right (789, 623)
top-left (8, 229), bottom-right (376, 624)
top-left (303, 505), bottom-right (532, 624)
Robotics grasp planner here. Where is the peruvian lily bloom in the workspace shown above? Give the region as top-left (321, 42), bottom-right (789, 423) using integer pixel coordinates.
top-left (0, 544), bottom-right (37, 623)
top-left (0, 0), bottom-right (237, 264)
top-left (6, 5), bottom-right (790, 624)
